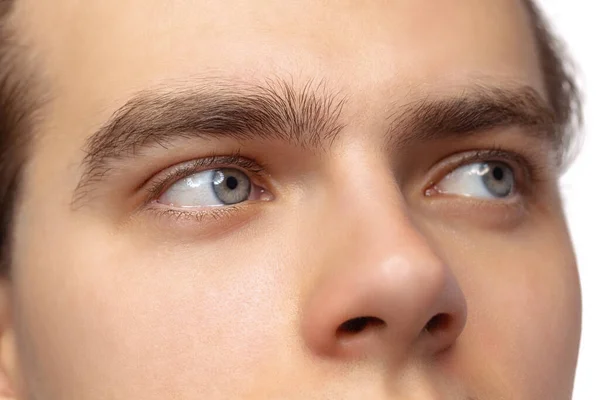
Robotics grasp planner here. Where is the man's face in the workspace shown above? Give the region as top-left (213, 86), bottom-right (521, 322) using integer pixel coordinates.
top-left (2, 0), bottom-right (581, 398)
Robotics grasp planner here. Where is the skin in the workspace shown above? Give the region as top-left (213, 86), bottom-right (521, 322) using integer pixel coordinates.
top-left (0, 0), bottom-right (581, 399)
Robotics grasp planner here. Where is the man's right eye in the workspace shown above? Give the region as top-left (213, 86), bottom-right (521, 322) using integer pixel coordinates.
top-left (158, 168), bottom-right (257, 208)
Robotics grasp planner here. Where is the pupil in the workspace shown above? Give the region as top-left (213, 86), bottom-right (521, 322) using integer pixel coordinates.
top-left (226, 176), bottom-right (239, 190)
top-left (492, 166), bottom-right (504, 181)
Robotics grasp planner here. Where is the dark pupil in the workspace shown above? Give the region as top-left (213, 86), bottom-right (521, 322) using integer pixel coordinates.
top-left (226, 176), bottom-right (239, 190)
top-left (492, 166), bottom-right (504, 181)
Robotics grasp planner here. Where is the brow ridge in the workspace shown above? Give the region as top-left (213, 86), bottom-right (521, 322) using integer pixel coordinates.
top-left (385, 84), bottom-right (557, 149)
top-left (75, 77), bottom-right (347, 203)
top-left (73, 79), bottom-right (557, 207)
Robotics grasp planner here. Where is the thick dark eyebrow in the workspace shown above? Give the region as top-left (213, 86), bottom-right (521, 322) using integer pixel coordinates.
top-left (74, 79), bottom-right (557, 205)
top-left (77, 77), bottom-right (347, 196)
top-left (385, 85), bottom-right (557, 149)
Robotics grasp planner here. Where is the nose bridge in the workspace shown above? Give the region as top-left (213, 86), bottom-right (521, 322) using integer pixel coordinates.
top-left (319, 155), bottom-right (443, 289)
top-left (300, 160), bottom-right (467, 362)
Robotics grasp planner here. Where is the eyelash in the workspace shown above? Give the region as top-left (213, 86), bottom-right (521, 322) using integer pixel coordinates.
top-left (144, 152), bottom-right (268, 200)
top-left (140, 146), bottom-right (543, 223)
top-left (142, 204), bottom-right (246, 224)
top-left (426, 146), bottom-right (544, 198)
top-left (140, 152), bottom-right (271, 223)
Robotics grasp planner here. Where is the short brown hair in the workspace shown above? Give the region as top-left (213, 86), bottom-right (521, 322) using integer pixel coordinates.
top-left (523, 0), bottom-right (582, 164)
top-left (0, 0), bottom-right (583, 274)
top-left (0, 0), bottom-right (33, 275)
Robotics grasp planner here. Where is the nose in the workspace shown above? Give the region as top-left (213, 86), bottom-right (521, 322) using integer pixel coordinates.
top-left (300, 168), bottom-right (467, 362)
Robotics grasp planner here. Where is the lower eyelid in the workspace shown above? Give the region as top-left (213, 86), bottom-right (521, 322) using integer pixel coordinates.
top-left (145, 181), bottom-right (273, 215)
top-left (137, 202), bottom-right (268, 238)
top-left (422, 193), bottom-right (529, 229)
top-left (146, 203), bottom-right (241, 220)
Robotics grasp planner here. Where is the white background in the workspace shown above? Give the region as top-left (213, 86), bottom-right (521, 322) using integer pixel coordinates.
top-left (540, 1), bottom-right (600, 399)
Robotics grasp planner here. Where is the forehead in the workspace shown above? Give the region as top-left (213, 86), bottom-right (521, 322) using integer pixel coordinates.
top-left (15, 0), bottom-right (542, 90)
top-left (14, 0), bottom-right (544, 169)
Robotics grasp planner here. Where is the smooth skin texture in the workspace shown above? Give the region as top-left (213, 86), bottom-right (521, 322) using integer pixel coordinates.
top-left (0, 0), bottom-right (581, 399)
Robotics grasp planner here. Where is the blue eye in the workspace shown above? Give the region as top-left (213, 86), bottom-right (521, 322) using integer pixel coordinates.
top-left (158, 168), bottom-right (252, 207)
top-left (434, 162), bottom-right (515, 199)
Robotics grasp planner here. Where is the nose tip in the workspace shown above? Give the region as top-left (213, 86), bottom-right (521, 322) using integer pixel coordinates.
top-left (301, 253), bottom-right (468, 361)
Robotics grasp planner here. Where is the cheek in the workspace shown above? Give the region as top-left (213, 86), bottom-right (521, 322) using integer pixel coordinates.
top-left (12, 217), bottom-right (301, 398)
top-left (453, 233), bottom-right (581, 398)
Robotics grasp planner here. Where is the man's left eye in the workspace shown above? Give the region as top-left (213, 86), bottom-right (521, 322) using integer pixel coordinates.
top-left (158, 168), bottom-right (253, 207)
top-left (432, 161), bottom-right (515, 199)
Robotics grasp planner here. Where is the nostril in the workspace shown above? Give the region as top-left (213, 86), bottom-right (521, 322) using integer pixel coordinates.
top-left (424, 313), bottom-right (451, 335)
top-left (337, 316), bottom-right (385, 336)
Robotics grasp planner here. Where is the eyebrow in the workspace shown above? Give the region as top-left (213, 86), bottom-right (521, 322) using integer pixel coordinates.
top-left (386, 84), bottom-right (556, 149)
top-left (76, 78), bottom-right (346, 197)
top-left (75, 78), bottom-right (556, 203)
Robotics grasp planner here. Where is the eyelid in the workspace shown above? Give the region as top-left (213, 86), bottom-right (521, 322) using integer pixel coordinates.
top-left (141, 153), bottom-right (270, 203)
top-left (424, 148), bottom-right (539, 198)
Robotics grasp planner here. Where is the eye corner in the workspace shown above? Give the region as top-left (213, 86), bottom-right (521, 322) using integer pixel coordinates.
top-left (424, 184), bottom-right (441, 197)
